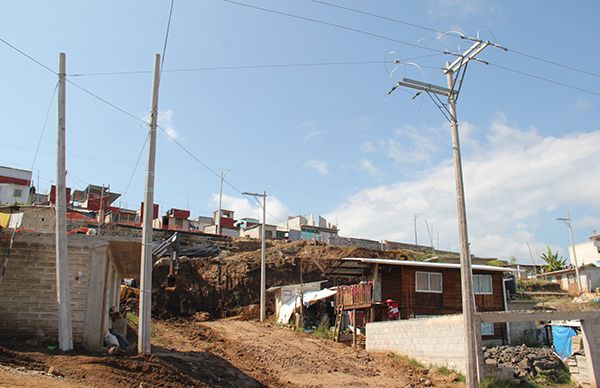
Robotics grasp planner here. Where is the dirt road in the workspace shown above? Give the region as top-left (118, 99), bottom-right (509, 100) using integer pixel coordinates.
top-left (0, 319), bottom-right (462, 387)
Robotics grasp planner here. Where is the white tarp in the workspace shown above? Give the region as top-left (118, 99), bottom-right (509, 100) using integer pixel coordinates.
top-left (277, 288), bottom-right (336, 324)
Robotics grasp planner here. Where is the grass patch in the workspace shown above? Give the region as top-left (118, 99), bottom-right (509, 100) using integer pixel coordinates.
top-left (532, 367), bottom-right (571, 386)
top-left (313, 320), bottom-right (332, 340)
top-left (126, 312), bottom-right (139, 326)
top-left (517, 279), bottom-right (562, 293)
top-left (436, 365), bottom-right (465, 382)
top-left (392, 353), bottom-right (425, 369)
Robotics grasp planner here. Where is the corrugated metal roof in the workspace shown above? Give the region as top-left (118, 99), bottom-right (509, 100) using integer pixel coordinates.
top-left (342, 257), bottom-right (520, 272)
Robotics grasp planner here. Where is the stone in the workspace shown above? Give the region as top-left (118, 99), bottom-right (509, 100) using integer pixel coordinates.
top-left (48, 366), bottom-right (63, 377)
top-left (485, 359), bottom-right (498, 366)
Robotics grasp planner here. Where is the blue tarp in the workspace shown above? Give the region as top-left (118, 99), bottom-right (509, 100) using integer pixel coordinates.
top-left (552, 325), bottom-right (577, 360)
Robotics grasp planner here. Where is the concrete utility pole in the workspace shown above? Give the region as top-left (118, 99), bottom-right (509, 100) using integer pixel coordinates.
top-left (56, 52), bottom-right (73, 352)
top-left (413, 213), bottom-right (420, 245)
top-left (389, 38), bottom-right (496, 387)
top-left (139, 53), bottom-right (161, 354)
top-left (557, 211), bottom-right (583, 293)
top-left (242, 191), bottom-right (267, 321)
top-left (216, 171), bottom-right (227, 235)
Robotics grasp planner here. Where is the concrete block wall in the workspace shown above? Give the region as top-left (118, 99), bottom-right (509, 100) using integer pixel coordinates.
top-left (328, 235), bottom-right (382, 250)
top-left (0, 234), bottom-right (92, 342)
top-left (366, 314), bottom-right (466, 373)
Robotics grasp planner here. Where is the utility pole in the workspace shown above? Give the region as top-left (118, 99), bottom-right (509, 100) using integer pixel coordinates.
top-left (526, 242), bottom-right (538, 275)
top-left (56, 52), bottom-right (73, 351)
top-left (413, 213), bottom-right (420, 245)
top-left (557, 211), bottom-right (583, 293)
top-left (98, 184), bottom-right (105, 233)
top-left (389, 38), bottom-right (497, 387)
top-left (242, 191), bottom-right (267, 321)
top-left (139, 53), bottom-right (161, 354)
top-left (216, 171), bottom-right (228, 235)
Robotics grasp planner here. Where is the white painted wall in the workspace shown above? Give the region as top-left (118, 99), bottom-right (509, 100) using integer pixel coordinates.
top-left (570, 242), bottom-right (600, 267)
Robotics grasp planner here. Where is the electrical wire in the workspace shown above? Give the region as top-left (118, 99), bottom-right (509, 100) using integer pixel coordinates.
top-left (119, 132), bottom-right (150, 208)
top-left (31, 82), bottom-right (58, 177)
top-left (308, 1), bottom-right (600, 80)
top-left (68, 57), bottom-right (443, 77)
top-left (308, 0), bottom-right (444, 35)
top-left (222, 0), bottom-right (444, 54)
top-left (161, 0), bottom-right (175, 72)
top-left (489, 62), bottom-right (600, 97)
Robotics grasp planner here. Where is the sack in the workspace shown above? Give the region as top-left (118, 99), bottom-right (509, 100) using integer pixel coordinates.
top-left (104, 331), bottom-right (119, 348)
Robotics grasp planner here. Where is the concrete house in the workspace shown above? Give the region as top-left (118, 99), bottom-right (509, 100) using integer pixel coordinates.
top-left (204, 209), bottom-right (239, 237)
top-left (153, 208), bottom-right (191, 231)
top-left (569, 234), bottom-right (600, 267)
top-left (329, 258), bottom-right (518, 342)
top-left (0, 232), bottom-right (140, 351)
top-left (535, 265), bottom-right (600, 293)
top-left (241, 224), bottom-right (277, 239)
top-left (0, 166), bottom-right (32, 205)
top-left (281, 214), bottom-right (339, 242)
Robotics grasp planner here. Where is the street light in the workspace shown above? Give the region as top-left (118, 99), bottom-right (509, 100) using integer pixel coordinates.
top-left (556, 211), bottom-right (583, 294)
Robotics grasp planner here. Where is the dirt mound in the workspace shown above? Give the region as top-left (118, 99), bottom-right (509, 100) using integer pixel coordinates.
top-left (147, 240), bottom-right (415, 319)
top-left (0, 346), bottom-right (46, 371)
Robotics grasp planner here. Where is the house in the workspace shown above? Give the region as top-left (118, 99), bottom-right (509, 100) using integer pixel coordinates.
top-left (235, 217), bottom-right (259, 231)
top-left (241, 223), bottom-right (277, 239)
top-left (329, 258), bottom-right (519, 343)
top-left (153, 208), bottom-right (191, 231)
top-left (204, 209), bottom-right (239, 237)
top-left (266, 280), bottom-right (329, 323)
top-left (0, 166), bottom-right (32, 205)
top-left (534, 265), bottom-right (600, 293)
top-left (0, 231), bottom-right (141, 351)
top-left (189, 216), bottom-right (214, 232)
top-left (569, 235), bottom-right (600, 267)
top-left (281, 214), bottom-right (339, 242)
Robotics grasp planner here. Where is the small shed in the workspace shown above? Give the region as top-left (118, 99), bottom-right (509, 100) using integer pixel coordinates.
top-left (267, 280), bottom-right (328, 321)
top-left (534, 265), bottom-right (600, 293)
top-left (0, 232), bottom-right (141, 351)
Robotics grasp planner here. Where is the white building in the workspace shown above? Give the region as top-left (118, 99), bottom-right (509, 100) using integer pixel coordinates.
top-left (569, 235), bottom-right (600, 267)
top-left (0, 166), bottom-right (32, 205)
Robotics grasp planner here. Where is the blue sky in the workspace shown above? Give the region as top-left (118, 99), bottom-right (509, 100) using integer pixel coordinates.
top-left (2, 0), bottom-right (600, 262)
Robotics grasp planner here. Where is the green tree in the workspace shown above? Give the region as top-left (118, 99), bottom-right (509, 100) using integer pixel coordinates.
top-left (540, 246), bottom-right (567, 272)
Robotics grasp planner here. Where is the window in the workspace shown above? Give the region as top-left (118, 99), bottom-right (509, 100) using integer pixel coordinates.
top-left (473, 274), bottom-right (493, 294)
top-left (481, 322), bottom-right (494, 336)
top-left (13, 189), bottom-right (23, 198)
top-left (567, 274), bottom-right (576, 284)
top-left (415, 271), bottom-right (442, 293)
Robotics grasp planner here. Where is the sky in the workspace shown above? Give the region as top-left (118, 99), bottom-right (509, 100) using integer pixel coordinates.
top-left (2, 0), bottom-right (600, 263)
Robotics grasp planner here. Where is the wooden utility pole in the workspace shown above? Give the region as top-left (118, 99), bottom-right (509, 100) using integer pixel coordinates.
top-left (446, 65), bottom-right (478, 387)
top-left (138, 53), bottom-right (161, 354)
top-left (56, 52), bottom-right (73, 351)
top-left (216, 171), bottom-right (227, 235)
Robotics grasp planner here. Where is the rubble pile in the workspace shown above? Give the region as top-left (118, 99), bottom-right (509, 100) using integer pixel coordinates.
top-left (483, 344), bottom-right (569, 383)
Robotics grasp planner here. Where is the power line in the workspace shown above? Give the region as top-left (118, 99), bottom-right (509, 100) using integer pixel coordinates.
top-left (119, 132), bottom-right (150, 208)
top-left (68, 57), bottom-right (443, 77)
top-left (489, 62), bottom-right (600, 97)
top-left (223, 0), bottom-right (444, 54)
top-left (308, 1), bottom-right (600, 80)
top-left (161, 0), bottom-right (175, 72)
top-left (31, 82), bottom-right (58, 176)
top-left (0, 37), bottom-right (55, 74)
top-left (507, 48), bottom-right (600, 80)
top-left (308, 0), bottom-right (444, 35)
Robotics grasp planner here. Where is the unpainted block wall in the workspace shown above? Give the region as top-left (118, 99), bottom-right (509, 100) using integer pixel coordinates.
top-left (0, 234), bottom-right (92, 342)
top-left (366, 314), bottom-right (466, 373)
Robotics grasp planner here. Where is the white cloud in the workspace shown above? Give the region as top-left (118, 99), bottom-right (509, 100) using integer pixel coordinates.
top-left (210, 193), bottom-right (290, 225)
top-left (573, 98), bottom-right (592, 112)
top-left (327, 115), bottom-right (600, 260)
top-left (357, 159), bottom-right (381, 178)
top-left (158, 109), bottom-right (178, 140)
top-left (304, 159), bottom-right (329, 175)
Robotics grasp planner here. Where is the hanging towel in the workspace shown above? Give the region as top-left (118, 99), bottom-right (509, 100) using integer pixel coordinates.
top-left (552, 325), bottom-right (577, 360)
top-left (0, 213), bottom-right (10, 228)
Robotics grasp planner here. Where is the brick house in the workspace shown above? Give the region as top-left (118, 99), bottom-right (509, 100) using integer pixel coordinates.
top-left (0, 232), bottom-right (140, 351)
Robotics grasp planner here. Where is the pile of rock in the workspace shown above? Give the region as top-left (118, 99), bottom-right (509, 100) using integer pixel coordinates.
top-left (483, 344), bottom-right (568, 382)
